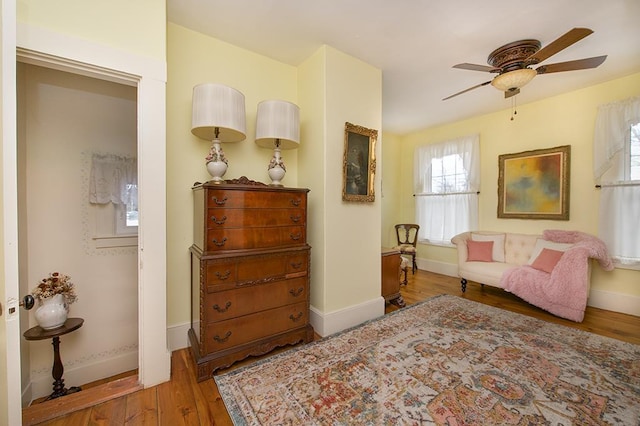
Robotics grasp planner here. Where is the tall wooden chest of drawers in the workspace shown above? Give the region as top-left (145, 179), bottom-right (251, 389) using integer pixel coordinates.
top-left (188, 177), bottom-right (313, 381)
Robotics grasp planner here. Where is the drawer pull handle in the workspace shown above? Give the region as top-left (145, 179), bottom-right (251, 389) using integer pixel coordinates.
top-left (290, 261), bottom-right (303, 270)
top-left (212, 237), bottom-right (227, 247)
top-left (289, 312), bottom-right (304, 322)
top-left (290, 232), bottom-right (302, 241)
top-left (290, 198), bottom-right (301, 207)
top-left (213, 331), bottom-right (232, 343)
top-left (210, 215), bottom-right (227, 225)
top-left (212, 196), bottom-right (228, 206)
top-left (290, 214), bottom-right (301, 223)
top-left (289, 287), bottom-right (304, 297)
top-left (215, 270), bottom-right (231, 280)
top-left (213, 301), bottom-right (231, 312)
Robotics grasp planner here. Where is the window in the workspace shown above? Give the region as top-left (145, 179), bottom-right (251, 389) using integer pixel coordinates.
top-left (594, 97), bottom-right (640, 268)
top-left (414, 134), bottom-right (480, 245)
top-left (89, 153), bottom-right (138, 247)
top-left (115, 183), bottom-right (139, 235)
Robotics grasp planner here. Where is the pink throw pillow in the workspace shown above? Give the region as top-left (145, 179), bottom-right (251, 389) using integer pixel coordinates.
top-left (467, 240), bottom-right (494, 262)
top-left (530, 248), bottom-right (564, 273)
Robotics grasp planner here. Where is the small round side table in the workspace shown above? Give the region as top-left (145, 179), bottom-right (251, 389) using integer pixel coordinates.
top-left (23, 317), bottom-right (84, 401)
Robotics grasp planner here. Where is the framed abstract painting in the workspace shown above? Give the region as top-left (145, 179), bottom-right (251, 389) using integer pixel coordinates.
top-left (497, 145), bottom-right (570, 220)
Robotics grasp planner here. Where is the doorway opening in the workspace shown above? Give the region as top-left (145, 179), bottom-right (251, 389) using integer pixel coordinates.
top-left (17, 62), bottom-right (139, 405)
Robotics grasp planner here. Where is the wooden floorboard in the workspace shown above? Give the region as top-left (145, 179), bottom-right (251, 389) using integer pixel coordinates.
top-left (23, 375), bottom-right (141, 426)
top-left (25, 270), bottom-right (640, 425)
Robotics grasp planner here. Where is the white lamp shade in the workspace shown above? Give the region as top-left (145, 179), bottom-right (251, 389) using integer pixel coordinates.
top-left (255, 100), bottom-right (300, 150)
top-left (491, 69), bottom-right (537, 92)
top-left (191, 83), bottom-right (246, 142)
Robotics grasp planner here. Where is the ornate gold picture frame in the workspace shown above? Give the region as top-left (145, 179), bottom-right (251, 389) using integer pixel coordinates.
top-left (498, 145), bottom-right (570, 220)
top-left (342, 122), bottom-right (377, 202)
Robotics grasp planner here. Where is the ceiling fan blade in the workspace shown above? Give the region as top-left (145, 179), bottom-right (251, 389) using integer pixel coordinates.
top-left (442, 81), bottom-right (492, 100)
top-left (536, 55), bottom-right (607, 74)
top-left (504, 88), bottom-right (520, 99)
top-left (526, 27), bottom-right (593, 65)
top-left (453, 63), bottom-right (501, 73)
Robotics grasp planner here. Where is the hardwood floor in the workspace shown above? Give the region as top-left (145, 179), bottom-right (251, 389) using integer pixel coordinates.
top-left (24, 270), bottom-right (640, 425)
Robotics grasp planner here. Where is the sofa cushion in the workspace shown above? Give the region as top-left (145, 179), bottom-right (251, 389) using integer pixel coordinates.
top-left (505, 233), bottom-right (540, 265)
top-left (471, 232), bottom-right (505, 262)
top-left (527, 239), bottom-right (573, 265)
top-left (458, 261), bottom-right (515, 288)
top-left (530, 248), bottom-right (565, 273)
top-left (467, 240), bottom-right (494, 262)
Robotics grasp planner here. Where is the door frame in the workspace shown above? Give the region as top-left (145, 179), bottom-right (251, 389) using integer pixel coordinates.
top-left (3, 21), bottom-right (170, 422)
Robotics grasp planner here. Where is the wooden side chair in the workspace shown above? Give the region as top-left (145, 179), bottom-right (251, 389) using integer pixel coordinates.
top-left (394, 224), bottom-right (420, 274)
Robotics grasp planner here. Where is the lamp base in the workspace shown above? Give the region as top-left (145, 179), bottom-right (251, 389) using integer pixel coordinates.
top-left (206, 160), bottom-right (227, 184)
top-left (206, 139), bottom-right (228, 184)
top-left (267, 147), bottom-right (286, 187)
top-left (268, 165), bottom-right (286, 187)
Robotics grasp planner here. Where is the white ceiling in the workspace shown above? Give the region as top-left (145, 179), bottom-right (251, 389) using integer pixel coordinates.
top-left (167, 0), bottom-right (640, 134)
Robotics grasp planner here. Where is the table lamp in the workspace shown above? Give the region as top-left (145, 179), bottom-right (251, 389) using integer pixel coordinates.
top-left (254, 100), bottom-right (300, 187)
top-left (191, 83), bottom-right (246, 183)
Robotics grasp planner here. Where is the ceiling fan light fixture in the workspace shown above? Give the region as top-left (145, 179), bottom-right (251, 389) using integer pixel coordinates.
top-left (491, 68), bottom-right (537, 92)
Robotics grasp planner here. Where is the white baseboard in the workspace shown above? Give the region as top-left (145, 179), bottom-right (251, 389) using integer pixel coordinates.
top-left (21, 382), bottom-right (32, 409)
top-left (417, 257), bottom-right (458, 278)
top-left (29, 349), bottom-right (138, 402)
top-left (588, 289), bottom-right (640, 317)
top-left (418, 256), bottom-right (640, 318)
top-left (168, 321), bottom-right (191, 351)
top-left (310, 296), bottom-right (385, 338)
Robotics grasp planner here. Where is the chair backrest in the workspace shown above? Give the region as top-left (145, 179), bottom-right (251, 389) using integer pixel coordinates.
top-left (395, 224), bottom-right (420, 247)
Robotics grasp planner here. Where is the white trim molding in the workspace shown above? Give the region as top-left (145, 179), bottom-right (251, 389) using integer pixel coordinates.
top-left (309, 297), bottom-right (386, 338)
top-left (16, 22), bottom-right (170, 391)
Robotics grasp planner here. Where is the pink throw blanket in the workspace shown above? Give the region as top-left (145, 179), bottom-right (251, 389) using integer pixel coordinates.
top-left (500, 230), bottom-right (614, 322)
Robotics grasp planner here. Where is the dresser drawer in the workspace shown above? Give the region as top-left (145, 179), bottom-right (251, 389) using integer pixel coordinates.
top-left (205, 226), bottom-right (306, 251)
top-left (203, 277), bottom-right (308, 322)
top-left (206, 190), bottom-right (306, 210)
top-left (203, 301), bottom-right (308, 353)
top-left (203, 249), bottom-right (309, 289)
top-left (206, 208), bottom-right (305, 229)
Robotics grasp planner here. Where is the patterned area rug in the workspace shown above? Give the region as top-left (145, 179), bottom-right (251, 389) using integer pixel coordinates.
top-left (215, 295), bottom-right (640, 425)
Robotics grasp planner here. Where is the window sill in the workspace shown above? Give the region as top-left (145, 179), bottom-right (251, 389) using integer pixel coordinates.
top-left (418, 239), bottom-right (455, 248)
top-left (612, 260), bottom-right (640, 271)
top-left (93, 234), bottom-right (138, 248)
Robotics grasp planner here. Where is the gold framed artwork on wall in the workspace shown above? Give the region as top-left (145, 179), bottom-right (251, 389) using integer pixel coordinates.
top-left (342, 122), bottom-right (377, 202)
top-left (498, 145), bottom-right (570, 220)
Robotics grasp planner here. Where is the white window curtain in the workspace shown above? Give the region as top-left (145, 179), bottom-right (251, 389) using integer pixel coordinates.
top-left (414, 134), bottom-right (480, 245)
top-left (593, 96), bottom-right (640, 265)
top-left (89, 153), bottom-right (138, 208)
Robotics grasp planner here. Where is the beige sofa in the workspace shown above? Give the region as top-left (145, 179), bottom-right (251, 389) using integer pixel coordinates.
top-left (451, 231), bottom-right (546, 292)
top-left (451, 230), bottom-right (610, 322)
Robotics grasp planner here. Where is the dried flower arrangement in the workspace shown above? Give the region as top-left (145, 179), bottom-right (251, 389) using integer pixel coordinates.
top-left (31, 272), bottom-right (78, 305)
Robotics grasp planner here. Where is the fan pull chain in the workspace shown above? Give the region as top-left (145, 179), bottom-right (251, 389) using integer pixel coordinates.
top-left (510, 96), bottom-right (518, 121)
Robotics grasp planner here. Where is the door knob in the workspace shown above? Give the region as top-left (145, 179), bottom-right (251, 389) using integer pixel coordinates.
top-left (3, 294), bottom-right (35, 318)
top-left (21, 295), bottom-right (35, 310)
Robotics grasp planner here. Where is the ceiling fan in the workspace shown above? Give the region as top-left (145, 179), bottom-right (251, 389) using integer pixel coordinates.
top-left (443, 28), bottom-right (607, 101)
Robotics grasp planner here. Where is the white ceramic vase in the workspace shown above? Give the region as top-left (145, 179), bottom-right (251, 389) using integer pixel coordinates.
top-left (34, 293), bottom-right (68, 330)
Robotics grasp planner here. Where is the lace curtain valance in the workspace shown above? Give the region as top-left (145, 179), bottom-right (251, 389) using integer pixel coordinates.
top-left (593, 96), bottom-right (640, 181)
top-left (89, 153), bottom-right (137, 205)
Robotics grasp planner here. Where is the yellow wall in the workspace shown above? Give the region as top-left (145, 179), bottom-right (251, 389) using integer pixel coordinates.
top-left (166, 23), bottom-right (300, 325)
top-left (17, 0), bottom-right (166, 61)
top-left (381, 132), bottom-right (401, 248)
top-left (322, 46), bottom-right (382, 312)
top-left (298, 48), bottom-right (327, 310)
top-left (390, 72), bottom-right (640, 298)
